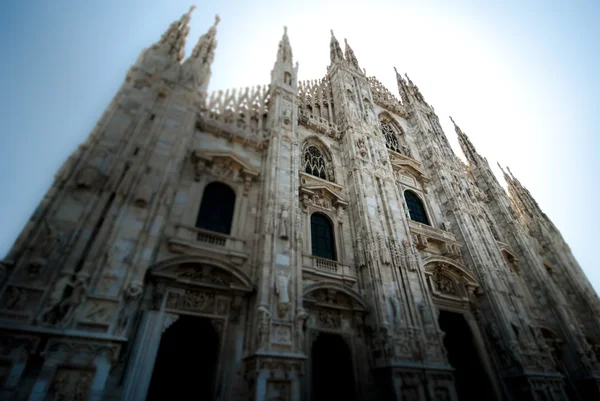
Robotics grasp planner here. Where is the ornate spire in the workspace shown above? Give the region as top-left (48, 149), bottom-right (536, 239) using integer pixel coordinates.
top-left (181, 14), bottom-right (220, 93)
top-left (270, 26), bottom-right (298, 89)
top-left (329, 30), bottom-right (344, 64)
top-left (159, 5), bottom-right (195, 62)
top-left (344, 38), bottom-right (360, 70)
top-left (189, 14), bottom-right (220, 63)
top-left (452, 116), bottom-right (479, 165)
top-left (277, 26), bottom-right (293, 63)
top-left (394, 67), bottom-right (410, 104)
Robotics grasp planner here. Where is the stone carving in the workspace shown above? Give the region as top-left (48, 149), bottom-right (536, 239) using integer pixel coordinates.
top-left (116, 281), bottom-right (143, 335)
top-left (266, 380), bottom-right (291, 401)
top-left (162, 313), bottom-right (179, 333)
top-left (275, 271), bottom-right (290, 318)
top-left (256, 306), bottom-right (271, 350)
top-left (433, 272), bottom-right (457, 296)
top-left (317, 309), bottom-right (342, 329)
top-left (271, 325), bottom-right (292, 345)
top-left (1, 286), bottom-right (28, 311)
top-left (355, 234), bottom-right (366, 268)
top-left (279, 203), bottom-right (289, 239)
top-left (356, 137), bottom-right (368, 157)
top-left (182, 290), bottom-right (215, 312)
top-left (38, 274), bottom-right (88, 326)
top-left (295, 310), bottom-right (308, 350)
top-left (378, 234), bottom-right (391, 265)
top-left (46, 368), bottom-right (93, 401)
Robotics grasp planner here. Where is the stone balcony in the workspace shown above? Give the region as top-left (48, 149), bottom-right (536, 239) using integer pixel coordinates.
top-left (167, 224), bottom-right (248, 265)
top-left (302, 255), bottom-right (357, 284)
top-left (408, 220), bottom-right (462, 259)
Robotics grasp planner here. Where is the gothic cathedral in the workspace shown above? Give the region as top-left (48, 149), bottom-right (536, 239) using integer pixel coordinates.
top-left (1, 8), bottom-right (599, 401)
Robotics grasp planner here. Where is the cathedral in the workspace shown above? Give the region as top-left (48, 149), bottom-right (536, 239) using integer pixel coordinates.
top-left (2, 7), bottom-right (600, 401)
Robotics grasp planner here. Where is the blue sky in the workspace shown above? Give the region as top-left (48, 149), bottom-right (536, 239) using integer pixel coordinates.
top-left (1, 1), bottom-right (599, 291)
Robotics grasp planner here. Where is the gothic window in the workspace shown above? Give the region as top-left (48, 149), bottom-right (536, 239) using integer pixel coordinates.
top-left (195, 182), bottom-right (236, 235)
top-left (380, 118), bottom-right (410, 156)
top-left (310, 213), bottom-right (336, 260)
top-left (404, 190), bottom-right (430, 225)
top-left (303, 142), bottom-right (334, 182)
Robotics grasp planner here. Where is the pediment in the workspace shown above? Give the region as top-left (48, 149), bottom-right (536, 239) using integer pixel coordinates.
top-left (300, 185), bottom-right (348, 212)
top-left (389, 151), bottom-right (430, 184)
top-left (191, 149), bottom-right (260, 181)
top-left (303, 281), bottom-right (368, 312)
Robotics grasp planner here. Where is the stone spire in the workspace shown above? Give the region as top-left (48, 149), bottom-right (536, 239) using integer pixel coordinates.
top-left (277, 26), bottom-right (293, 63)
top-left (270, 26), bottom-right (298, 89)
top-left (181, 14), bottom-right (220, 93)
top-left (189, 14), bottom-right (220, 63)
top-left (329, 30), bottom-right (344, 64)
top-left (344, 38), bottom-right (360, 70)
top-left (394, 67), bottom-right (410, 104)
top-left (452, 116), bottom-right (479, 165)
top-left (158, 5), bottom-right (195, 62)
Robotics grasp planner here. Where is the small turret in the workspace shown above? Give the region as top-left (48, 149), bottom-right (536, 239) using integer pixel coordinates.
top-left (270, 26), bottom-right (298, 90)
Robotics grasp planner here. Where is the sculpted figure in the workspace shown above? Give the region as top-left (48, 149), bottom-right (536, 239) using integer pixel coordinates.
top-left (38, 275), bottom-right (73, 324)
top-left (279, 204), bottom-right (289, 239)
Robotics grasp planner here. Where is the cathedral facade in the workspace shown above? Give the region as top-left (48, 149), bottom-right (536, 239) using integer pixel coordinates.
top-left (1, 8), bottom-right (600, 401)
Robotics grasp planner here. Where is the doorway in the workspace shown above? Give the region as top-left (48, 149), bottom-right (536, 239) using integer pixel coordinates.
top-left (311, 332), bottom-right (355, 401)
top-left (438, 310), bottom-right (496, 401)
top-left (146, 315), bottom-right (220, 401)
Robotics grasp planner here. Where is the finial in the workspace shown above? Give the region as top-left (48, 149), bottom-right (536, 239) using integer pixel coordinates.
top-left (449, 116), bottom-right (456, 125)
top-left (330, 29), bottom-right (335, 37)
top-left (189, 5), bottom-right (196, 13)
top-left (393, 66), bottom-right (398, 73)
top-left (284, 26), bottom-right (287, 34)
top-left (344, 38), bottom-right (348, 45)
top-left (214, 14), bottom-right (221, 26)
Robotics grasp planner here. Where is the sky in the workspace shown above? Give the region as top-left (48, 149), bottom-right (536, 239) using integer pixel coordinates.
top-left (1, 1), bottom-right (599, 291)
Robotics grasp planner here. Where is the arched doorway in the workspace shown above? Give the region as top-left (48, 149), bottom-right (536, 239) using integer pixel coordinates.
top-left (438, 311), bottom-right (496, 401)
top-left (311, 332), bottom-right (355, 401)
top-left (146, 315), bottom-right (219, 401)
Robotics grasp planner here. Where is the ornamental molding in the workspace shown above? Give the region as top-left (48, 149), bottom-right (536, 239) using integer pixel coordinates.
top-left (149, 255), bottom-right (255, 293)
top-left (299, 175), bottom-right (348, 214)
top-left (389, 152), bottom-right (430, 185)
top-left (190, 149), bottom-right (260, 189)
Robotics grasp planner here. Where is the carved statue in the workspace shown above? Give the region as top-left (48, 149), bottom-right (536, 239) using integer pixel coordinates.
top-left (295, 310), bottom-right (309, 351)
top-left (256, 306), bottom-right (271, 349)
top-left (38, 275), bottom-right (73, 324)
top-left (116, 281), bottom-right (144, 335)
top-left (279, 204), bottom-right (289, 239)
top-left (275, 271), bottom-right (290, 318)
top-left (60, 274), bottom-right (89, 327)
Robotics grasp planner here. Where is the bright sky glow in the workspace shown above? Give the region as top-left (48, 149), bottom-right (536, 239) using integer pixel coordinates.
top-left (1, 1), bottom-right (599, 291)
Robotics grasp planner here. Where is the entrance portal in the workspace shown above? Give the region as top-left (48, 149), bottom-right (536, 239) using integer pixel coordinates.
top-left (311, 332), bottom-right (355, 401)
top-left (146, 315), bottom-right (219, 401)
top-left (438, 311), bottom-right (496, 401)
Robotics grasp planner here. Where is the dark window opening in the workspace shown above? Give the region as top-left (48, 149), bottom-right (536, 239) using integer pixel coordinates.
top-left (147, 315), bottom-right (219, 401)
top-left (404, 190), bottom-right (430, 225)
top-left (196, 182), bottom-right (235, 235)
top-left (310, 213), bottom-right (336, 260)
top-left (311, 333), bottom-right (355, 401)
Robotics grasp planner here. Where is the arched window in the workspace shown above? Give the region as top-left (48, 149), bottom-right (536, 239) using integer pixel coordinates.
top-left (303, 141), bottom-right (334, 182)
top-left (310, 213), bottom-right (336, 260)
top-left (404, 190), bottom-right (430, 225)
top-left (195, 182), bottom-right (236, 235)
top-left (380, 118), bottom-right (410, 157)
